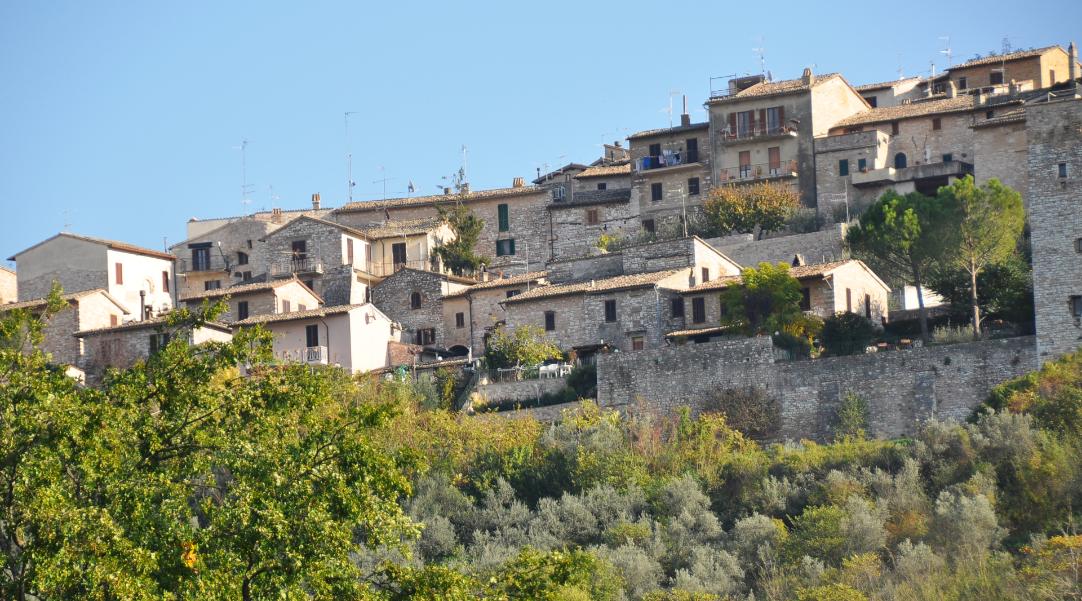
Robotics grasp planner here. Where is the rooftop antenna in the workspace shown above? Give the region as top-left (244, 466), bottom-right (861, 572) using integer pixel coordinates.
top-left (266, 184), bottom-right (280, 208)
top-left (662, 89), bottom-right (681, 128)
top-left (373, 166), bottom-right (396, 201)
top-left (897, 53), bottom-right (905, 80)
top-left (1001, 36), bottom-right (1012, 55)
top-left (939, 36), bottom-right (953, 67)
top-left (345, 111), bottom-right (358, 203)
top-left (233, 139), bottom-right (254, 205)
top-left (753, 37), bottom-right (767, 76)
top-left (461, 145), bottom-right (468, 188)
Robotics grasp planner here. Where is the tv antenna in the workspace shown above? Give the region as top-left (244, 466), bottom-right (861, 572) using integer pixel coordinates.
top-left (661, 89), bottom-right (681, 128)
top-left (232, 139), bottom-right (254, 205)
top-left (345, 111), bottom-right (358, 203)
top-left (373, 166), bottom-right (396, 201)
top-left (1001, 36), bottom-right (1012, 55)
top-left (753, 37), bottom-right (767, 76)
top-left (897, 53), bottom-right (905, 80)
top-left (939, 36), bottom-right (953, 67)
top-left (460, 145), bottom-right (468, 188)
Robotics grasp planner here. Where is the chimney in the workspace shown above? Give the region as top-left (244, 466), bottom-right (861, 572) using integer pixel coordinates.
top-left (791, 254), bottom-right (806, 267)
top-left (461, 182), bottom-right (470, 194)
top-left (680, 95), bottom-right (691, 127)
top-left (443, 187), bottom-right (451, 195)
top-left (802, 67), bottom-right (815, 86)
top-left (139, 290), bottom-right (146, 322)
top-left (614, 140), bottom-right (622, 148)
top-left (1069, 42), bottom-right (1078, 87)
top-left (311, 193), bottom-right (321, 210)
top-left (271, 207), bottom-right (283, 223)
top-left (512, 177), bottom-right (525, 188)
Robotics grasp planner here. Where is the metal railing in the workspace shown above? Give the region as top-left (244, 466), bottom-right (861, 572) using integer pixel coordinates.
top-left (717, 160), bottom-right (799, 183)
top-left (176, 256), bottom-right (230, 273)
top-left (269, 256), bottom-right (325, 277)
top-left (720, 124), bottom-right (798, 142)
top-left (482, 363), bottom-right (572, 383)
top-left (275, 346), bottom-right (328, 365)
top-left (636, 152), bottom-right (699, 172)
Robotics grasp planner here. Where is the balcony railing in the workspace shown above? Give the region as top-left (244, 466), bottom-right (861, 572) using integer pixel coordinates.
top-left (718, 160), bottom-right (799, 183)
top-left (276, 346), bottom-right (328, 365)
top-left (636, 152), bottom-right (700, 172)
top-left (269, 256), bottom-right (325, 278)
top-left (176, 256), bottom-right (230, 273)
top-left (719, 124), bottom-right (798, 143)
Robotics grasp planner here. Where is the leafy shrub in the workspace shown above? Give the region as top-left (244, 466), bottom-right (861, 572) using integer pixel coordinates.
top-left (833, 392), bottom-right (869, 440)
top-left (702, 387), bottom-right (780, 439)
top-left (774, 331), bottom-right (813, 359)
top-left (820, 312), bottom-right (877, 357)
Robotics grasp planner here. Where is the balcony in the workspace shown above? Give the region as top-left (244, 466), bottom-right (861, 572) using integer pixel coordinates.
top-left (636, 153), bottom-right (700, 172)
top-left (717, 160), bottom-right (799, 184)
top-left (176, 256), bottom-right (230, 274)
top-left (719, 124), bottom-right (799, 144)
top-left (851, 160), bottom-right (974, 188)
top-left (276, 346), bottom-right (329, 365)
top-left (269, 256), bottom-right (325, 278)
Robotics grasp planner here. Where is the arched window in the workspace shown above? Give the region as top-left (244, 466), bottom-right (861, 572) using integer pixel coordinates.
top-left (894, 152), bottom-right (907, 169)
top-left (410, 292), bottom-right (421, 309)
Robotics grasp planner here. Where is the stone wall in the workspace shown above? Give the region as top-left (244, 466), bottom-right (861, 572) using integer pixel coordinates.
top-left (973, 119), bottom-right (1029, 205)
top-left (171, 217), bottom-right (275, 298)
top-left (705, 225), bottom-right (847, 267)
top-left (549, 193), bottom-right (638, 261)
top-left (629, 125), bottom-right (711, 229)
top-left (1027, 97), bottom-right (1082, 364)
top-left (597, 335), bottom-right (1036, 441)
top-left (546, 252), bottom-right (624, 283)
top-left (371, 269), bottom-right (469, 348)
top-left (473, 375), bottom-right (568, 406)
top-left (484, 399), bottom-right (582, 422)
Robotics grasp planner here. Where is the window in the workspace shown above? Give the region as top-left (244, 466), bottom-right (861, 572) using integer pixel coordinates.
top-left (496, 239), bottom-right (516, 256)
top-left (553, 185), bottom-right (566, 201)
top-left (735, 110), bottom-right (754, 137)
top-left (110, 314), bottom-right (119, 326)
top-left (701, 267), bottom-right (710, 283)
top-left (931, 117), bottom-right (942, 130)
top-left (291, 240), bottom-right (307, 259)
top-left (765, 106), bottom-right (784, 133)
top-left (282, 299), bottom-right (290, 312)
top-left (865, 96), bottom-right (878, 107)
top-left (237, 251), bottom-right (249, 265)
top-left (506, 289), bottom-right (520, 298)
top-left (648, 143), bottom-right (661, 157)
top-left (839, 159), bottom-right (849, 177)
top-left (305, 324), bottom-right (319, 347)
top-left (246, 239), bottom-right (253, 249)
top-left (990, 70), bottom-right (1004, 85)
top-left (1060, 162), bottom-right (1069, 179)
top-left (864, 294), bottom-right (872, 319)
top-left (857, 158), bottom-right (867, 172)
top-left (768, 146), bottom-right (781, 173)
top-left (631, 336), bottom-right (645, 351)
top-left (237, 301), bottom-right (249, 320)
top-left (894, 153), bottom-right (907, 169)
top-left (497, 204), bottom-right (509, 232)
top-left (651, 182), bottom-right (663, 202)
top-left (642, 219), bottom-right (655, 233)
top-left (115, 262), bottom-right (123, 285)
top-left (597, 182), bottom-right (607, 190)
top-left (204, 280), bottom-right (221, 291)
top-left (671, 297), bottom-right (685, 318)
top-left (410, 292), bottom-right (422, 309)
top-left (1050, 69), bottom-right (1056, 84)
top-left (604, 299), bottom-right (617, 322)
top-left (890, 121), bottom-right (900, 135)
top-left (739, 150), bottom-right (752, 178)
top-left (985, 110), bottom-right (995, 119)
top-left (416, 328), bottom-right (436, 345)
top-left (688, 177), bottom-right (700, 196)
top-left (799, 288), bottom-right (811, 311)
top-left (691, 297), bottom-right (706, 323)
top-left (942, 153), bottom-right (953, 163)
top-left (190, 244), bottom-right (211, 271)
top-left (846, 288), bottom-right (853, 312)
top-left (958, 76), bottom-right (967, 90)
top-left (544, 311), bottom-right (555, 331)
top-left (149, 333), bottom-right (170, 355)
top-left (391, 242), bottom-right (407, 269)
top-left (345, 239), bottom-right (354, 265)
top-left (585, 208), bottom-right (600, 225)
top-left (455, 312), bottom-right (465, 328)
top-left (1072, 296), bottom-right (1082, 320)
top-left (162, 271), bottom-right (170, 293)
top-left (298, 304), bottom-right (306, 311)
top-left (686, 138), bottom-right (699, 162)
top-left (1076, 238), bottom-right (1082, 253)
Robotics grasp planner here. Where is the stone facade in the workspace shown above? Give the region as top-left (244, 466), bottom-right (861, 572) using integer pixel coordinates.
top-left (473, 376), bottom-right (568, 407)
top-left (370, 268), bottom-right (471, 348)
top-left (181, 278), bottom-right (322, 323)
top-left (77, 319), bottom-right (232, 386)
top-left (0, 290), bottom-right (130, 369)
top-left (441, 272), bottom-right (548, 353)
top-left (854, 78), bottom-right (923, 108)
top-left (0, 266), bottom-right (15, 304)
top-left (1027, 96), bottom-right (1082, 364)
top-left (705, 224), bottom-right (847, 266)
top-left (548, 190), bottom-right (638, 261)
top-left (938, 46), bottom-right (1078, 95)
top-left (628, 121), bottom-right (712, 232)
top-left (260, 216), bottom-right (372, 306)
top-left (171, 217), bottom-right (277, 298)
top-left (598, 335), bottom-right (1036, 441)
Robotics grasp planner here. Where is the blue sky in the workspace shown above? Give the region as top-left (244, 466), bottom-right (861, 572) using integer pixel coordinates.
top-left (2, 1), bottom-right (1079, 263)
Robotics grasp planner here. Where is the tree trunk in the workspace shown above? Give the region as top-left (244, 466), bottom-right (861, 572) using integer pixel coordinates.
top-left (913, 263), bottom-right (930, 344)
top-left (969, 260), bottom-right (981, 340)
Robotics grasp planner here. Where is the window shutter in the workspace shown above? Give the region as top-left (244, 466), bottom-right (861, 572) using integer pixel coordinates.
top-left (509, 239), bottom-right (516, 255)
top-left (778, 106), bottom-right (785, 126)
top-left (115, 262), bottom-right (123, 285)
top-left (162, 271), bottom-right (169, 292)
top-left (498, 204), bottom-right (509, 232)
top-left (727, 113), bottom-right (736, 133)
top-left (758, 109), bottom-right (766, 134)
top-left (748, 110), bottom-right (756, 133)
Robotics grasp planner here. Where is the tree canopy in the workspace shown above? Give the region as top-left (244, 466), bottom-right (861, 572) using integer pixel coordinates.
top-left (719, 262), bottom-right (805, 336)
top-left (703, 182), bottom-right (800, 239)
top-left (432, 203), bottom-right (489, 276)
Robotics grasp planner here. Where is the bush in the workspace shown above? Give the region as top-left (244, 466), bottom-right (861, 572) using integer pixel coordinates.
top-left (774, 331), bottom-right (813, 359)
top-left (834, 393), bottom-right (869, 440)
top-left (820, 312), bottom-right (877, 357)
top-left (702, 387), bottom-right (780, 439)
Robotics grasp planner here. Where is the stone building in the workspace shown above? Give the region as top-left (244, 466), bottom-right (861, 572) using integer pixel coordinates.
top-left (0, 289), bottom-right (129, 369)
top-left (572, 162), bottom-right (632, 194)
top-left (179, 277), bottom-right (323, 323)
top-left (232, 304), bottom-right (399, 373)
top-left (0, 265), bottom-right (15, 304)
top-left (348, 217), bottom-right (454, 277)
top-left (854, 77), bottom-right (923, 108)
top-left (533, 163), bottom-right (588, 204)
top-left (706, 70), bottom-right (869, 210)
top-left (925, 45), bottom-right (1080, 97)
top-left (1027, 94), bottom-right (1082, 364)
top-left (627, 112), bottom-right (711, 234)
top-left (183, 196), bottom-right (331, 240)
top-left (8, 232), bottom-right (175, 318)
top-left (548, 189), bottom-right (637, 261)
top-left (676, 259), bottom-right (891, 339)
top-left (170, 215), bottom-right (280, 298)
top-left (442, 271), bottom-right (549, 354)
top-left (370, 268), bottom-right (473, 349)
top-left (75, 316), bottom-right (232, 386)
top-left (332, 183), bottom-right (554, 273)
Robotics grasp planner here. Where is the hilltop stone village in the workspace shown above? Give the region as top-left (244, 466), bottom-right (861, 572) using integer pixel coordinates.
top-left (4, 43), bottom-right (1082, 441)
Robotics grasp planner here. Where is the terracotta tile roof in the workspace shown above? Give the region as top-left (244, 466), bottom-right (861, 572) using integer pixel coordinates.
top-left (0, 265), bottom-right (14, 274)
top-left (231, 304), bottom-right (364, 327)
top-left (443, 271), bottom-right (548, 298)
top-left (8, 232), bottom-right (176, 262)
top-left (574, 163), bottom-right (632, 178)
top-left (854, 77), bottom-right (921, 92)
top-left (533, 163), bottom-right (590, 184)
top-left (179, 276), bottom-right (322, 303)
top-left (665, 325), bottom-right (733, 338)
top-left (75, 314), bottom-right (230, 337)
top-left (0, 289), bottom-right (130, 314)
top-left (948, 46), bottom-right (1061, 70)
top-left (707, 73), bottom-right (843, 104)
top-left (627, 121), bottom-right (708, 140)
top-left (502, 269), bottom-right (684, 304)
top-left (682, 275), bottom-right (743, 293)
top-left (832, 95), bottom-right (979, 128)
top-left (549, 188), bottom-right (631, 208)
top-left (334, 186), bottom-right (546, 213)
top-left (682, 260), bottom-right (869, 294)
top-left (971, 110), bottom-right (1026, 128)
top-left (353, 217), bottom-right (446, 239)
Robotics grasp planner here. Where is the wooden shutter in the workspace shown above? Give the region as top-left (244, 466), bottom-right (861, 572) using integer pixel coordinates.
top-left (758, 109), bottom-right (767, 134)
top-left (778, 106), bottom-right (785, 128)
top-left (747, 110), bottom-right (756, 134)
top-left (346, 238), bottom-right (354, 264)
top-left (162, 271), bottom-right (169, 292)
top-left (115, 262), bottom-right (123, 285)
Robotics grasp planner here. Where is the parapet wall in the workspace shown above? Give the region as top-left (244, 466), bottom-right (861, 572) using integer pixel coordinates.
top-left (597, 336), bottom-right (1036, 441)
top-left (705, 224), bottom-right (847, 267)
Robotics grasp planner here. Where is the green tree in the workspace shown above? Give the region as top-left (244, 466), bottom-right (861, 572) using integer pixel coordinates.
top-left (432, 203), bottom-right (489, 276)
top-left (846, 190), bottom-right (950, 343)
top-left (484, 324), bottom-right (562, 369)
top-left (704, 182), bottom-right (800, 239)
top-left (936, 177), bottom-right (1025, 337)
top-left (820, 312), bottom-right (877, 357)
top-left (927, 251), bottom-right (1034, 329)
top-left (719, 262), bottom-right (804, 335)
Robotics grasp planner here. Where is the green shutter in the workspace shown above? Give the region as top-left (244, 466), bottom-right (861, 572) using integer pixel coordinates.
top-left (508, 239), bottom-right (516, 255)
top-left (498, 204), bottom-right (509, 232)
top-left (839, 159), bottom-right (849, 177)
